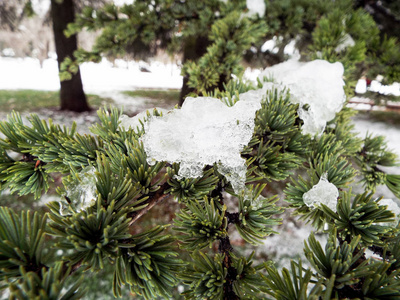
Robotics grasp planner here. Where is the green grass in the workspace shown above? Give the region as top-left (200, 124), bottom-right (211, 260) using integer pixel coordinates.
top-left (0, 90), bottom-right (113, 112)
top-left (122, 89), bottom-right (180, 104)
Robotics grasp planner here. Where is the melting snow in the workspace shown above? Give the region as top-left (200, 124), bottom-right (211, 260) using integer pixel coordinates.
top-left (142, 97), bottom-right (261, 193)
top-left (258, 59), bottom-right (346, 137)
top-left (303, 173), bottom-right (339, 212)
top-left (378, 198), bottom-right (400, 227)
top-left (62, 166), bottom-right (97, 213)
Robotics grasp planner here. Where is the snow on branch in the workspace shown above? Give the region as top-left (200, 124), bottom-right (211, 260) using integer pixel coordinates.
top-left (259, 59), bottom-right (346, 137)
top-left (303, 173), bottom-right (339, 212)
top-left (142, 97), bottom-right (261, 193)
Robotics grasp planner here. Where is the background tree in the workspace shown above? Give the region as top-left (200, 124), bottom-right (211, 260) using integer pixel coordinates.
top-left (63, 0), bottom-right (400, 106)
top-left (50, 0), bottom-right (90, 112)
top-left (63, 0), bottom-right (268, 105)
top-left (0, 0), bottom-right (92, 112)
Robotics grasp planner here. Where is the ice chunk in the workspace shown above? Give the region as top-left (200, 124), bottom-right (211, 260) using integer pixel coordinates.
top-left (258, 59), bottom-right (346, 137)
top-left (303, 173), bottom-right (339, 212)
top-left (142, 97), bottom-right (261, 193)
top-left (62, 166), bottom-right (97, 213)
top-left (246, 0), bottom-right (266, 18)
top-left (379, 198), bottom-right (400, 227)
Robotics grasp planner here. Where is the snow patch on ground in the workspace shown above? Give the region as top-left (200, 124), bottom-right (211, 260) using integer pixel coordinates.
top-left (0, 57), bottom-right (182, 92)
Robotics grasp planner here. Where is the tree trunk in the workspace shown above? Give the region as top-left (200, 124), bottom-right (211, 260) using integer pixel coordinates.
top-left (178, 36), bottom-right (210, 106)
top-left (51, 0), bottom-right (90, 112)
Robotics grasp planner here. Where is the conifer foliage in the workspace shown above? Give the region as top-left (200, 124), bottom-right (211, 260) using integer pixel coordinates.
top-left (1, 0), bottom-right (400, 299)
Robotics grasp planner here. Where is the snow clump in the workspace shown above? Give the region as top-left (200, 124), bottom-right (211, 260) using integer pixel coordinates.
top-left (379, 198), bottom-right (400, 227)
top-left (258, 59), bottom-right (346, 137)
top-left (303, 173), bottom-right (339, 212)
top-left (246, 0), bottom-right (266, 18)
top-left (142, 97), bottom-right (261, 193)
top-left (62, 166), bottom-right (97, 214)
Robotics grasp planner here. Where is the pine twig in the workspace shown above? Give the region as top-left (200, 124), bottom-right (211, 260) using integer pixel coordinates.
top-left (128, 182), bottom-right (171, 225)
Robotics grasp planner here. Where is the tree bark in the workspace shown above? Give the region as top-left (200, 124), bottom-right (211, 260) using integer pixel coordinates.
top-left (178, 35), bottom-right (210, 106)
top-left (50, 0), bottom-right (90, 112)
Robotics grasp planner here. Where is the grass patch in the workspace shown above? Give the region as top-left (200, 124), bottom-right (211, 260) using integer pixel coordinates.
top-left (122, 89), bottom-right (180, 104)
top-left (0, 90), bottom-right (113, 112)
top-left (356, 110), bottom-right (400, 126)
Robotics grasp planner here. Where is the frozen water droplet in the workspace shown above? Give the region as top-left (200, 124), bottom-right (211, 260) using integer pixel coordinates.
top-left (303, 173), bottom-right (339, 212)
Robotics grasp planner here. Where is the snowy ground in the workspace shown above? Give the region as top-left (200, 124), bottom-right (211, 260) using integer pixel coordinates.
top-left (1, 56), bottom-right (400, 270)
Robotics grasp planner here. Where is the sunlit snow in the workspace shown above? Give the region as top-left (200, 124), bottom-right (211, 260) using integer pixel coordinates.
top-left (142, 97), bottom-right (261, 193)
top-left (303, 173), bottom-right (339, 212)
top-left (259, 59), bottom-right (346, 137)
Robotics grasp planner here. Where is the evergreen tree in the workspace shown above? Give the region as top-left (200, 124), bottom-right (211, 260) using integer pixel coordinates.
top-left (1, 1), bottom-right (400, 299)
top-left (63, 0), bottom-right (400, 104)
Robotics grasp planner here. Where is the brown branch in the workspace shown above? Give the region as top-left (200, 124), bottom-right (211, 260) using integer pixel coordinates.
top-left (219, 236), bottom-right (239, 300)
top-left (128, 182), bottom-right (171, 226)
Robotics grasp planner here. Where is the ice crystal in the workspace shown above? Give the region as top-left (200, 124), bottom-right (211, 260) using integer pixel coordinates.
top-left (258, 59), bottom-right (346, 137)
top-left (62, 166), bottom-right (97, 214)
top-left (379, 198), bottom-right (400, 227)
top-left (303, 173), bottom-right (339, 212)
top-left (142, 97), bottom-right (261, 193)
